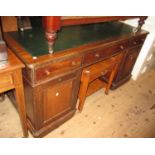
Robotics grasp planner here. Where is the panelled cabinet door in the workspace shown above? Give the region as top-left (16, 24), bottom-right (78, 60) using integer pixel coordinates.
top-left (41, 70), bottom-right (81, 126)
top-left (121, 45), bottom-right (142, 79)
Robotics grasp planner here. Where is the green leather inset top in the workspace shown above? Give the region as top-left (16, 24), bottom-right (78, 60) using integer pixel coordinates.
top-left (8, 21), bottom-right (134, 57)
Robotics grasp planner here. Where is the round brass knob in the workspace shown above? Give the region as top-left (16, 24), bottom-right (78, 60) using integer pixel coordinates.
top-left (101, 70), bottom-right (108, 75)
top-left (101, 71), bottom-right (105, 75)
top-left (133, 41), bottom-right (137, 45)
top-left (72, 61), bottom-right (76, 66)
top-left (85, 70), bottom-right (90, 74)
top-left (58, 78), bottom-right (62, 82)
top-left (45, 70), bottom-right (50, 75)
top-left (56, 92), bottom-right (59, 96)
top-left (95, 53), bottom-right (100, 58)
top-left (120, 45), bottom-right (124, 50)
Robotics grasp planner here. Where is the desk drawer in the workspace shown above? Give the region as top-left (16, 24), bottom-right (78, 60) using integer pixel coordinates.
top-left (83, 41), bottom-right (128, 66)
top-left (0, 73), bottom-right (14, 92)
top-left (35, 56), bottom-right (82, 82)
top-left (129, 35), bottom-right (146, 47)
top-left (84, 53), bottom-right (122, 82)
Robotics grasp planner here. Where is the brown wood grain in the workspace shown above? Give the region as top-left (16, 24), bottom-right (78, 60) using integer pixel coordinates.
top-left (2, 17), bottom-right (148, 137)
top-left (61, 16), bottom-right (145, 26)
top-left (78, 53), bottom-right (122, 112)
top-left (1, 16), bottom-right (18, 32)
top-left (0, 49), bottom-right (27, 137)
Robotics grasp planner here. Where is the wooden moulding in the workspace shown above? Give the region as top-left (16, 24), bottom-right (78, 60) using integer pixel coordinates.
top-left (27, 109), bottom-right (76, 137)
top-left (43, 16), bottom-right (148, 28)
top-left (61, 16), bottom-right (146, 27)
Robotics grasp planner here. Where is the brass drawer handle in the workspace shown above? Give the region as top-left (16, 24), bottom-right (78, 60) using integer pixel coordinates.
top-left (56, 92), bottom-right (59, 96)
top-left (71, 61), bottom-right (77, 66)
top-left (101, 70), bottom-right (108, 75)
top-left (45, 70), bottom-right (50, 75)
top-left (95, 53), bottom-right (100, 58)
top-left (120, 45), bottom-right (124, 50)
top-left (133, 41), bottom-right (137, 45)
top-left (85, 70), bottom-right (90, 74)
top-left (130, 56), bottom-right (133, 60)
top-left (58, 78), bottom-right (62, 82)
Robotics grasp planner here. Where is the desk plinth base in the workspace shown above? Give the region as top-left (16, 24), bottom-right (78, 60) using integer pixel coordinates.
top-left (27, 110), bottom-right (76, 138)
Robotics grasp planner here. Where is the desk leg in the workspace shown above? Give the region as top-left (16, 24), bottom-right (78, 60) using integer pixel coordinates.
top-left (78, 71), bottom-right (90, 112)
top-left (105, 64), bottom-right (118, 95)
top-left (13, 69), bottom-right (28, 137)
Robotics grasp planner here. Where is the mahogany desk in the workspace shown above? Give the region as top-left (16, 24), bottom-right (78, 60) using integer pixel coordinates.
top-left (0, 49), bottom-right (27, 137)
top-left (3, 20), bottom-right (148, 137)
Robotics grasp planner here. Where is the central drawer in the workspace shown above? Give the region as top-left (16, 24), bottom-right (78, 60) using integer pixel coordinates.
top-left (83, 40), bottom-right (129, 66)
top-left (35, 56), bottom-right (82, 83)
top-left (83, 53), bottom-right (122, 82)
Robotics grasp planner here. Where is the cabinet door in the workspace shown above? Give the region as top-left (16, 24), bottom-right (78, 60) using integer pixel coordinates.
top-left (41, 70), bottom-right (81, 125)
top-left (120, 46), bottom-right (142, 79)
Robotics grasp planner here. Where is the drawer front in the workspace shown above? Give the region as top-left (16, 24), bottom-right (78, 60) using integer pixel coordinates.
top-left (129, 35), bottom-right (146, 47)
top-left (83, 41), bottom-right (128, 66)
top-left (89, 65), bottom-right (113, 82)
top-left (35, 56), bottom-right (82, 82)
top-left (0, 73), bottom-right (14, 92)
top-left (84, 53), bottom-right (122, 82)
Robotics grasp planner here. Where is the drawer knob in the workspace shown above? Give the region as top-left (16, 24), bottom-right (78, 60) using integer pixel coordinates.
top-left (95, 53), bottom-right (100, 58)
top-left (85, 70), bottom-right (90, 74)
top-left (56, 92), bottom-right (59, 96)
top-left (133, 41), bottom-right (137, 45)
top-left (45, 70), bottom-right (50, 75)
top-left (120, 45), bottom-right (124, 50)
top-left (58, 78), bottom-right (62, 82)
top-left (130, 56), bottom-right (133, 60)
top-left (72, 61), bottom-right (77, 66)
top-left (101, 70), bottom-right (108, 75)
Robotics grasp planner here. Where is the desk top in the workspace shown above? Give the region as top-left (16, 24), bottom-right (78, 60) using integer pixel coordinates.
top-left (8, 21), bottom-right (137, 57)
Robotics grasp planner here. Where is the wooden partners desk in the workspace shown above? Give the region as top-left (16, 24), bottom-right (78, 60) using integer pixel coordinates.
top-left (0, 49), bottom-right (28, 137)
top-left (4, 21), bottom-right (148, 137)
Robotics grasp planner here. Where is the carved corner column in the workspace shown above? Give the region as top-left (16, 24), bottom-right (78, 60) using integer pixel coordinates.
top-left (42, 16), bottom-right (61, 53)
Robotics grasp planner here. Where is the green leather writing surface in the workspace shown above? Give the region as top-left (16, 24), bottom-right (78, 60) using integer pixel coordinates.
top-left (8, 21), bottom-right (134, 57)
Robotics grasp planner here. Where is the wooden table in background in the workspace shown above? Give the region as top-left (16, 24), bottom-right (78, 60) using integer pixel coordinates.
top-left (0, 49), bottom-right (28, 137)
